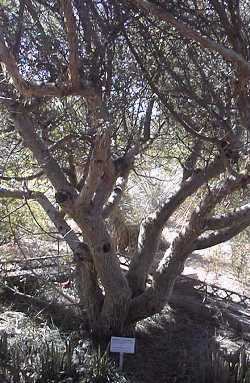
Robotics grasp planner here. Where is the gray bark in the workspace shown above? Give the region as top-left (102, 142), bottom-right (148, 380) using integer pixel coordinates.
top-left (127, 157), bottom-right (225, 296)
top-left (127, 175), bottom-right (250, 323)
top-left (132, 0), bottom-right (250, 74)
top-left (205, 203), bottom-right (250, 230)
top-left (74, 212), bottom-right (131, 336)
top-left (194, 219), bottom-right (250, 250)
top-left (14, 112), bottom-right (76, 196)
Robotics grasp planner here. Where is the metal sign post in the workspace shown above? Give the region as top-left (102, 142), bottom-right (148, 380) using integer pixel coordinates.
top-left (119, 352), bottom-right (124, 370)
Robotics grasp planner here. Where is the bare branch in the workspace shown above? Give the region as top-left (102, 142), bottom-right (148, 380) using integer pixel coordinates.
top-left (193, 202), bottom-right (250, 249)
top-left (0, 186), bottom-right (105, 315)
top-left (0, 187), bottom-right (31, 199)
top-left (14, 0), bottom-right (25, 59)
top-left (34, 194), bottom-right (94, 266)
top-left (182, 140), bottom-right (203, 183)
top-left (0, 171), bottom-right (44, 182)
top-left (128, 174), bottom-right (250, 322)
top-left (74, 0), bottom-right (92, 52)
top-left (193, 219), bottom-right (250, 250)
top-left (143, 98), bottom-right (154, 141)
top-left (205, 203), bottom-right (250, 230)
top-left (102, 174), bottom-right (129, 218)
top-left (61, 0), bottom-right (80, 87)
top-left (12, 110), bottom-right (76, 196)
top-left (131, 0), bottom-right (250, 75)
top-left (123, 30), bottom-right (221, 145)
top-left (101, 142), bottom-right (140, 216)
top-left (91, 158), bottom-right (116, 214)
top-left (0, 35), bottom-right (97, 99)
top-left (157, 175), bottom-right (250, 277)
top-left (127, 157), bottom-right (225, 295)
top-left (148, 157), bottom-right (225, 231)
top-left (37, 194), bottom-right (104, 321)
top-left (0, 187), bottom-right (80, 253)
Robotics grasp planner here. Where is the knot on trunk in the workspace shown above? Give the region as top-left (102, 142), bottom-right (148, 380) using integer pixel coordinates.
top-left (102, 242), bottom-right (111, 253)
top-left (73, 242), bottom-right (92, 262)
top-left (55, 190), bottom-right (74, 204)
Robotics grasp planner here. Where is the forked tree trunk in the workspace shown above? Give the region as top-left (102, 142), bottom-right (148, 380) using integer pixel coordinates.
top-left (4, 105), bottom-right (247, 342)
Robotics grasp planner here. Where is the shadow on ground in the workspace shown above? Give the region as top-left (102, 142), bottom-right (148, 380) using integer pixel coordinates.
top-left (124, 307), bottom-right (250, 383)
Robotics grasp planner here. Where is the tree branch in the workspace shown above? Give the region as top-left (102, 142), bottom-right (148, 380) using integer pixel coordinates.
top-left (123, 29), bottom-right (221, 145)
top-left (128, 174), bottom-right (250, 322)
top-left (205, 203), bottom-right (250, 230)
top-left (181, 139), bottom-right (203, 183)
top-left (11, 109), bottom-right (76, 198)
top-left (102, 173), bottom-right (129, 218)
top-left (14, 0), bottom-right (25, 59)
top-left (74, 0), bottom-right (92, 52)
top-left (0, 171), bottom-right (44, 182)
top-left (143, 98), bottom-right (154, 141)
top-left (77, 130), bottom-right (111, 207)
top-left (91, 157), bottom-right (117, 214)
top-left (61, 0), bottom-right (80, 87)
top-left (0, 186), bottom-right (104, 320)
top-left (0, 35), bottom-right (97, 98)
top-left (193, 218), bottom-right (250, 251)
top-left (101, 144), bottom-right (139, 217)
top-left (127, 157), bottom-right (225, 295)
top-left (131, 0), bottom-right (250, 75)
top-left (0, 187), bottom-right (82, 256)
top-left (36, 192), bottom-right (104, 319)
top-left (0, 188), bottom-right (34, 199)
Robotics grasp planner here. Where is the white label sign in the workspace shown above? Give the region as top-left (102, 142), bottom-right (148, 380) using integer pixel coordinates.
top-left (110, 336), bottom-right (135, 354)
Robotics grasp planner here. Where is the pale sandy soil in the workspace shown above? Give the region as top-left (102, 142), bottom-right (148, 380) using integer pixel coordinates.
top-left (161, 225), bottom-right (250, 296)
top-left (183, 246), bottom-right (250, 296)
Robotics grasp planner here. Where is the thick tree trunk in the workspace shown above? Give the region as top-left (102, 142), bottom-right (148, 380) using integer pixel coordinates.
top-left (75, 261), bottom-right (103, 329)
top-left (74, 211), bottom-right (131, 337)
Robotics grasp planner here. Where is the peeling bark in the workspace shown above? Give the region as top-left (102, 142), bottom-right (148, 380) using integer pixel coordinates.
top-left (77, 130), bottom-right (111, 207)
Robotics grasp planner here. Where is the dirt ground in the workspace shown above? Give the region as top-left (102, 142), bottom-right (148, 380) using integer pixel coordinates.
top-left (1, 237), bottom-right (250, 382)
top-left (124, 307), bottom-right (250, 383)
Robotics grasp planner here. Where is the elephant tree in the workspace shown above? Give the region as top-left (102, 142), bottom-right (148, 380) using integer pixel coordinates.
top-left (0, 0), bottom-right (250, 337)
